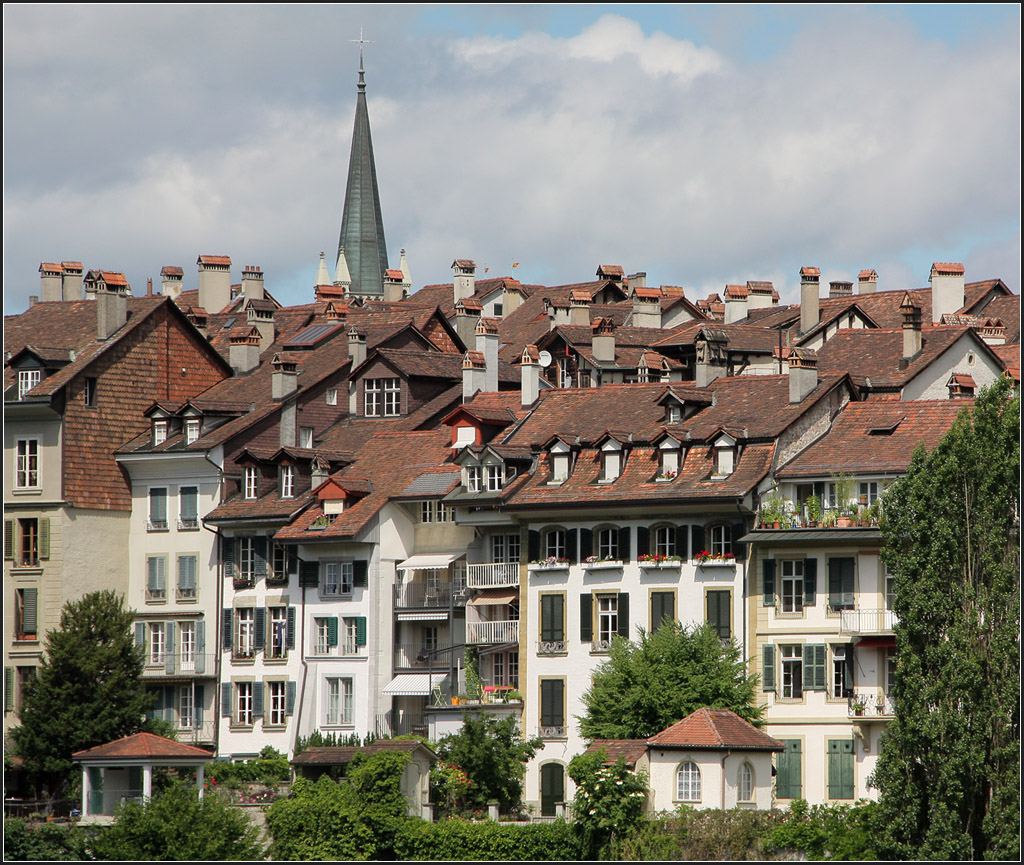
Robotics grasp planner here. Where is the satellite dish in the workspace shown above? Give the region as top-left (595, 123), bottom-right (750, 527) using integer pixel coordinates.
top-left (538, 350), bottom-right (552, 368)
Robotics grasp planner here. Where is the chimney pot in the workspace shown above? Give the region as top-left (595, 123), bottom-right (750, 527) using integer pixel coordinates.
top-left (788, 348), bottom-right (819, 403)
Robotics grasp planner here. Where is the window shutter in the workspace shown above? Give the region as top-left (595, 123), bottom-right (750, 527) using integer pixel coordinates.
top-left (221, 682), bottom-right (232, 719)
top-left (566, 528), bottom-right (578, 563)
top-left (253, 682), bottom-right (265, 719)
top-left (841, 559), bottom-right (855, 608)
top-left (22, 588), bottom-right (37, 635)
top-left (707, 590), bottom-right (730, 640)
top-left (579, 528), bottom-right (593, 561)
top-left (165, 623), bottom-right (176, 674)
top-left (355, 616), bottom-right (367, 646)
top-left (179, 556), bottom-right (196, 594)
top-left (286, 607), bottom-right (296, 650)
top-left (135, 622), bottom-right (145, 648)
top-left (254, 536), bottom-right (268, 577)
top-left (618, 526), bottom-right (631, 561)
top-left (195, 685), bottom-right (204, 727)
top-left (148, 557), bottom-right (159, 594)
top-left (254, 608), bottom-right (266, 650)
top-left (222, 536), bottom-right (235, 578)
top-left (804, 558), bottom-right (817, 606)
top-left (299, 560), bottom-right (319, 588)
top-left (763, 559), bottom-right (776, 606)
top-left (814, 645), bottom-right (828, 690)
top-left (690, 524), bottom-right (705, 559)
top-left (804, 644), bottom-right (827, 690)
top-left (327, 617), bottom-right (339, 647)
top-left (651, 591), bottom-right (673, 630)
top-left (528, 530), bottom-right (540, 562)
top-left (579, 593), bottom-right (593, 641)
top-left (6, 667), bottom-right (15, 712)
top-left (637, 526), bottom-right (650, 557)
top-left (731, 522), bottom-right (746, 561)
top-left (616, 592), bottom-right (630, 639)
top-left (844, 644), bottom-right (855, 696)
top-left (352, 560), bottom-right (369, 588)
top-left (286, 681), bottom-right (296, 715)
top-left (776, 740), bottom-right (801, 799)
top-left (38, 519), bottom-right (50, 560)
top-left (762, 644), bottom-right (775, 691)
top-left (195, 622), bottom-right (206, 674)
top-left (541, 595), bottom-right (564, 642)
top-left (222, 608), bottom-right (233, 650)
top-left (540, 681), bottom-right (554, 726)
top-left (4, 520), bottom-right (14, 560)
top-left (828, 558), bottom-right (841, 607)
top-left (675, 524), bottom-right (689, 560)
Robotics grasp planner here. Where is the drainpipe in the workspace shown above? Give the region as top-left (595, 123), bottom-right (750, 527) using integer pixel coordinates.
top-left (721, 749), bottom-right (732, 810)
top-left (294, 577), bottom-right (309, 752)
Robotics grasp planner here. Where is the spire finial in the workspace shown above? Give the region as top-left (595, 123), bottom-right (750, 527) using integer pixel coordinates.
top-left (351, 28), bottom-right (372, 90)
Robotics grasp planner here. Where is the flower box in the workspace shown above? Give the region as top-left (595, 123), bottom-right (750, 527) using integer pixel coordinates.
top-left (528, 561), bottom-right (570, 572)
top-left (582, 559), bottom-right (623, 570)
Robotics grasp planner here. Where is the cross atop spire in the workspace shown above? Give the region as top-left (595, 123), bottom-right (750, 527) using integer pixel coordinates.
top-left (351, 27), bottom-right (373, 89)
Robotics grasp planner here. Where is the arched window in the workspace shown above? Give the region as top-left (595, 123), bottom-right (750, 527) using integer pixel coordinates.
top-left (738, 762), bottom-right (754, 801)
top-left (676, 761), bottom-right (701, 802)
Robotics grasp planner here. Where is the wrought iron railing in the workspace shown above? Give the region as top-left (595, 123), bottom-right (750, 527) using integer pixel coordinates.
top-left (839, 608), bottom-right (898, 635)
top-left (848, 692), bottom-right (895, 718)
top-left (466, 562), bottom-right (520, 588)
top-left (141, 653), bottom-right (217, 676)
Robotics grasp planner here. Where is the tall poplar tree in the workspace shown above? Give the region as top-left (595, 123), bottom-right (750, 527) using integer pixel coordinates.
top-left (871, 377), bottom-right (1020, 860)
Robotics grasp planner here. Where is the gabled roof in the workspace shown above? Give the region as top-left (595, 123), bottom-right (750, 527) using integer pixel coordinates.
top-left (647, 708), bottom-right (783, 751)
top-left (72, 732), bottom-right (213, 762)
top-left (584, 740), bottom-right (649, 767)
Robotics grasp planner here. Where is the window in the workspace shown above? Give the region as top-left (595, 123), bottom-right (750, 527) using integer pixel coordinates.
top-left (781, 560), bottom-right (804, 614)
top-left (738, 763), bottom-right (754, 802)
top-left (539, 679), bottom-right (565, 736)
top-left (15, 588), bottom-right (38, 639)
top-left (343, 618), bottom-right (358, 655)
top-left (148, 488), bottom-right (168, 531)
top-left (714, 445), bottom-right (735, 477)
top-left (83, 377), bottom-right (97, 406)
top-left (545, 529), bottom-right (566, 560)
top-left (600, 447), bottom-right (622, 482)
top-left (16, 440), bottom-right (39, 488)
top-left (315, 617), bottom-right (334, 655)
top-left (280, 465), bottom-right (295, 498)
top-left (326, 388), bottom-right (338, 406)
top-left (858, 481), bottom-right (878, 504)
top-left (236, 609), bottom-right (255, 658)
top-left (485, 463), bottom-right (504, 492)
top-left (236, 682), bottom-right (254, 726)
top-left (540, 763), bottom-right (565, 817)
top-left (179, 486), bottom-right (199, 530)
top-left (650, 591), bottom-right (675, 630)
top-left (18, 369), bottom-right (41, 400)
top-left (540, 594), bottom-right (565, 649)
top-left (706, 590), bottom-right (731, 639)
top-left (667, 404), bottom-right (683, 423)
top-left (885, 567), bottom-right (896, 611)
top-left (709, 524), bottom-right (732, 557)
top-left (237, 537), bottom-right (256, 581)
top-left (268, 607), bottom-right (289, 659)
top-left (776, 740), bottom-right (802, 799)
top-left (322, 562), bottom-right (353, 597)
top-left (828, 558), bottom-right (855, 611)
top-left (244, 467), bottom-right (258, 499)
top-left (364, 378), bottom-right (400, 417)
top-left (18, 519), bottom-right (40, 567)
top-left (676, 762), bottom-right (701, 802)
top-left (383, 379), bottom-right (400, 416)
top-left (153, 420), bottom-right (168, 446)
top-left (149, 623), bottom-right (166, 665)
top-left (325, 677), bottom-right (353, 725)
top-left (885, 648), bottom-right (897, 696)
top-left (184, 419), bottom-right (200, 444)
top-left (597, 594), bottom-right (618, 647)
top-left (831, 644), bottom-right (852, 698)
top-left (268, 681), bottom-right (287, 726)
top-left (658, 446), bottom-right (679, 479)
top-left (271, 542), bottom-right (298, 582)
top-left (454, 426), bottom-right (476, 449)
top-left (177, 554), bottom-right (197, 600)
top-left (179, 686), bottom-right (194, 729)
top-left (300, 427), bottom-right (314, 448)
top-left (146, 555), bottom-right (167, 601)
top-left (597, 527), bottom-right (619, 560)
top-left (827, 740), bottom-right (855, 799)
top-left (179, 622), bottom-right (196, 672)
top-left (491, 534), bottom-right (521, 564)
top-left (551, 448), bottom-right (570, 483)
top-left (781, 645), bottom-right (803, 699)
top-left (466, 465), bottom-right (482, 493)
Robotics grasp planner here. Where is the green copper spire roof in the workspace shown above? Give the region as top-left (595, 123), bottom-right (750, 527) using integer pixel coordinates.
top-left (337, 51), bottom-right (388, 297)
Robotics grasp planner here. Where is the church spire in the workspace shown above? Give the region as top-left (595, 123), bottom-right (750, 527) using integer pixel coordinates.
top-left (337, 35), bottom-right (388, 298)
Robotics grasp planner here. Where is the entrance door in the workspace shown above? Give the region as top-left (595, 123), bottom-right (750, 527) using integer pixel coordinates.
top-left (540, 763), bottom-right (564, 817)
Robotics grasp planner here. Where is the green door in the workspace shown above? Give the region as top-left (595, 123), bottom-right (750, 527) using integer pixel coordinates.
top-left (827, 739), bottom-right (855, 799)
top-left (775, 739), bottom-right (802, 800)
top-left (540, 763), bottom-right (564, 817)
top-left (88, 767), bottom-right (104, 815)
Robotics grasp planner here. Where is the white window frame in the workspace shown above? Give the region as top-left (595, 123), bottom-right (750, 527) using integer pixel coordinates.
top-left (153, 419), bottom-right (168, 446)
top-left (343, 618), bottom-right (358, 656)
top-left (184, 419), bottom-right (200, 445)
top-left (654, 526), bottom-right (675, 558)
top-left (236, 608), bottom-right (255, 658)
top-left (237, 536), bottom-right (256, 579)
top-left (300, 427), bottom-right (314, 448)
top-left (738, 762), bottom-right (754, 802)
top-left (831, 644), bottom-right (849, 699)
top-left (326, 388), bottom-right (338, 406)
top-left (677, 761), bottom-right (701, 802)
top-left (268, 607), bottom-right (288, 659)
top-left (18, 369), bottom-right (41, 400)
top-left (485, 463), bottom-right (504, 492)
top-left (179, 621), bottom-right (196, 672)
top-left (236, 682), bottom-right (253, 726)
top-left (491, 534), bottom-right (521, 564)
top-left (709, 524), bottom-right (732, 557)
top-left (322, 562), bottom-right (353, 597)
top-left (315, 618), bottom-right (331, 656)
top-left (178, 685), bottom-right (195, 730)
top-left (268, 681), bottom-right (287, 726)
top-left (383, 379), bottom-right (401, 416)
top-left (149, 622), bottom-right (166, 665)
top-left (466, 465), bottom-right (482, 493)
top-left (781, 645), bottom-right (803, 699)
top-left (325, 677), bottom-right (353, 726)
top-left (597, 528), bottom-right (619, 560)
top-left (280, 465), bottom-right (295, 498)
top-left (545, 529), bottom-right (566, 560)
top-left (16, 439), bottom-right (39, 488)
top-left (597, 594), bottom-right (618, 646)
top-left (244, 467), bottom-right (258, 499)
top-left (780, 560), bottom-right (804, 614)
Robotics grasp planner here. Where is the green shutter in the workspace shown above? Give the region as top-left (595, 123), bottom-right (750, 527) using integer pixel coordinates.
top-left (195, 622), bottom-right (206, 674)
top-left (254, 537), bottom-right (268, 577)
top-left (178, 555), bottom-right (196, 594)
top-left (38, 519), bottom-right (50, 560)
top-left (327, 617), bottom-right (339, 647)
top-left (731, 521), bottom-right (747, 561)
top-left (221, 682), bottom-right (232, 718)
top-left (4, 520), bottom-right (14, 560)
top-left (222, 608), bottom-right (233, 650)
top-left (254, 608), bottom-right (266, 650)
top-left (707, 590), bottom-right (730, 640)
top-left (286, 681), bottom-right (296, 716)
top-left (222, 536), bottom-right (235, 578)
top-left (21, 588), bottom-right (37, 635)
top-left (675, 524), bottom-right (689, 559)
top-left (690, 524), bottom-right (705, 559)
top-left (827, 739), bottom-right (855, 799)
top-left (579, 528), bottom-right (592, 561)
top-left (195, 685), bottom-right (204, 727)
top-left (540, 763), bottom-right (564, 817)
top-left (355, 616), bottom-right (367, 646)
top-left (776, 740), bottom-right (802, 799)
top-left (616, 592), bottom-right (630, 639)
top-left (828, 558), bottom-right (855, 608)
top-left (353, 560), bottom-right (368, 587)
top-left (763, 559), bottom-right (776, 605)
top-left (135, 622), bottom-right (145, 648)
top-left (566, 528), bottom-right (578, 563)
top-left (286, 607), bottom-right (296, 649)
top-left (541, 680), bottom-right (564, 727)
top-left (253, 682), bottom-right (265, 719)
top-left (651, 591), bottom-right (674, 630)
top-left (762, 644), bottom-right (775, 691)
top-left (803, 558), bottom-right (817, 606)
top-left (299, 560), bottom-right (319, 587)
top-left (5, 667), bottom-right (14, 712)
top-left (541, 595), bottom-right (564, 642)
top-left (618, 526), bottom-right (631, 561)
top-left (579, 593), bottom-right (592, 641)
top-left (88, 767), bottom-right (104, 815)
top-left (804, 644), bottom-right (827, 690)
top-left (165, 623), bottom-right (176, 674)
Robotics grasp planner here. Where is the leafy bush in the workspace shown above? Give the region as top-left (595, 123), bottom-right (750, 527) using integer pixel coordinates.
top-left (4, 819), bottom-right (84, 861)
top-left (567, 749), bottom-right (648, 859)
top-left (765, 798), bottom-right (878, 860)
top-left (294, 729), bottom-right (376, 754)
top-left (205, 745), bottom-right (290, 789)
top-left (394, 818), bottom-right (578, 861)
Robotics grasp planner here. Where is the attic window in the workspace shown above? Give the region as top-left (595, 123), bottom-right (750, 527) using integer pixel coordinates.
top-left (658, 441), bottom-right (681, 481)
top-left (153, 420), bottom-right (168, 446)
top-left (711, 435), bottom-right (737, 478)
top-left (454, 426), bottom-right (476, 449)
top-left (185, 419), bottom-right (200, 444)
top-left (326, 388), bottom-right (338, 406)
top-left (666, 403), bottom-right (683, 423)
top-left (18, 369), bottom-right (41, 400)
top-left (221, 317), bottom-right (236, 330)
top-left (867, 418), bottom-right (904, 436)
top-left (599, 441), bottom-right (623, 483)
top-left (84, 377), bottom-right (97, 407)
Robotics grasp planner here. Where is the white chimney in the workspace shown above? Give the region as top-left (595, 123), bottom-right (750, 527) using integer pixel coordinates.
top-left (160, 266), bottom-right (184, 298)
top-left (245, 299), bottom-right (275, 349)
top-left (746, 281), bottom-right (774, 311)
top-left (475, 317), bottom-right (500, 393)
top-left (39, 263), bottom-right (62, 302)
top-left (95, 278), bottom-right (128, 340)
top-left (197, 255), bottom-right (231, 313)
top-left (242, 265), bottom-right (265, 301)
top-left (463, 351), bottom-right (487, 401)
top-left (858, 269), bottom-right (878, 294)
top-left (630, 286), bottom-right (662, 328)
top-left (348, 328), bottom-right (367, 368)
top-left (901, 294), bottom-right (923, 362)
top-left (799, 266), bottom-right (820, 333)
top-left (453, 259), bottom-right (477, 303)
top-left (695, 327), bottom-right (728, 387)
top-left (829, 281), bottom-right (853, 299)
top-left (724, 285), bottom-right (748, 324)
top-left (569, 289), bottom-right (591, 326)
top-left (788, 348), bottom-right (818, 403)
top-left (454, 298), bottom-right (483, 350)
top-left (930, 262), bottom-right (965, 323)
top-left (61, 261), bottom-right (83, 301)
top-left (520, 344), bottom-right (540, 408)
top-left (592, 317), bottom-right (616, 363)
top-left (229, 327), bottom-right (261, 374)
top-left (271, 354), bottom-right (298, 400)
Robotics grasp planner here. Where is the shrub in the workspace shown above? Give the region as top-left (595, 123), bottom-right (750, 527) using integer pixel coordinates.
top-left (394, 818), bottom-right (578, 861)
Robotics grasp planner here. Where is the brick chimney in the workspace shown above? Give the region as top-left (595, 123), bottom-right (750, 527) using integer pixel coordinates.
top-left (746, 281), bottom-right (775, 311)
top-left (520, 344), bottom-right (540, 408)
top-left (348, 328), bottom-right (367, 368)
top-left (475, 317), bottom-right (500, 393)
top-left (724, 285), bottom-right (748, 324)
top-left (569, 289), bottom-right (592, 326)
top-left (271, 354), bottom-right (298, 400)
top-left (229, 327), bottom-right (261, 374)
top-left (592, 317), bottom-right (616, 363)
top-left (930, 262), bottom-right (965, 323)
top-left (799, 267), bottom-right (820, 334)
top-left (901, 293), bottom-right (923, 363)
top-left (858, 269), bottom-right (877, 294)
top-left (241, 265), bottom-right (265, 301)
top-left (160, 266), bottom-right (184, 298)
top-left (61, 261), bottom-right (83, 301)
top-left (829, 281), bottom-right (853, 298)
top-left (788, 348), bottom-right (819, 403)
top-left (453, 259), bottom-right (476, 303)
top-left (197, 255), bottom-right (231, 314)
top-left (463, 351), bottom-right (487, 401)
top-left (39, 263), bottom-right (63, 302)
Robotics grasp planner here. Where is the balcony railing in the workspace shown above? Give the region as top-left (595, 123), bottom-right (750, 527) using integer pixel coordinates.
top-left (174, 719), bottom-right (217, 745)
top-left (840, 608), bottom-right (898, 635)
top-left (375, 710), bottom-right (426, 738)
top-left (537, 640), bottom-right (567, 655)
top-left (467, 620), bottom-right (519, 644)
top-left (141, 653), bottom-right (216, 677)
top-left (467, 562), bottom-right (520, 588)
top-left (848, 692), bottom-right (895, 719)
top-left (394, 582), bottom-right (462, 608)
top-left (394, 643), bottom-right (462, 669)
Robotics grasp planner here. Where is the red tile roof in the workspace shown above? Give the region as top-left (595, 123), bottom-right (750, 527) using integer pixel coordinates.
top-left (72, 732), bottom-right (213, 761)
top-left (647, 708), bottom-right (783, 751)
top-left (584, 739), bottom-right (650, 767)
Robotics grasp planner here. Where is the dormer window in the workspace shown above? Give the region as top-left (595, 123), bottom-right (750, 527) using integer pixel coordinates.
top-left (280, 465), bottom-right (295, 498)
top-left (326, 388), bottom-right (338, 406)
top-left (153, 420), bottom-right (168, 446)
top-left (667, 404), bottom-right (683, 423)
top-left (18, 369), bottom-right (41, 400)
top-left (364, 378), bottom-right (401, 417)
top-left (712, 434), bottom-right (737, 478)
top-left (300, 427), bottom-right (314, 448)
top-left (466, 465), bottom-right (482, 493)
top-left (485, 463), bottom-right (504, 492)
top-left (549, 440), bottom-right (572, 484)
top-left (185, 419), bottom-right (200, 445)
top-left (658, 440), bottom-right (681, 480)
top-left (454, 426), bottom-right (476, 449)
top-left (244, 466), bottom-right (258, 499)
top-left (599, 440), bottom-right (623, 483)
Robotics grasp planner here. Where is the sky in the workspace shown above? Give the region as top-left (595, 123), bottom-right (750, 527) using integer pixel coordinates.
top-left (3, 4), bottom-right (1020, 316)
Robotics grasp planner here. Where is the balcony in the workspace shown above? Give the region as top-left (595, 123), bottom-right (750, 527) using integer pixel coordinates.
top-left (394, 643), bottom-right (462, 670)
top-left (141, 653), bottom-right (216, 677)
top-left (466, 620), bottom-right (519, 645)
top-left (375, 709), bottom-right (426, 738)
top-left (848, 692), bottom-right (895, 720)
top-left (394, 582), bottom-right (464, 609)
top-left (467, 562), bottom-right (520, 588)
top-left (840, 608), bottom-right (897, 636)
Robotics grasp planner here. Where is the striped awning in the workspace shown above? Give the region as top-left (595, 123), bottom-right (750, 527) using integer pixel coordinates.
top-left (395, 611), bottom-right (450, 621)
top-left (467, 588), bottom-right (519, 606)
top-left (397, 553), bottom-right (463, 572)
top-left (382, 673), bottom-right (449, 696)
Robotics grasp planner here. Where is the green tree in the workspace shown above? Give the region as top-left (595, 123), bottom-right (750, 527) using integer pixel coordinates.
top-left (871, 378), bottom-right (1020, 860)
top-left (567, 748), bottom-right (648, 858)
top-left (579, 620), bottom-right (763, 739)
top-left (432, 711), bottom-right (543, 814)
top-left (8, 590), bottom-right (153, 796)
top-left (84, 781), bottom-right (263, 861)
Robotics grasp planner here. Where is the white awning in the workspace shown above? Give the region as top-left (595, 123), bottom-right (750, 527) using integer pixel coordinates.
top-left (396, 611), bottom-right (450, 621)
top-left (382, 673), bottom-right (449, 696)
top-left (397, 553), bottom-right (463, 572)
top-left (467, 588), bottom-right (519, 606)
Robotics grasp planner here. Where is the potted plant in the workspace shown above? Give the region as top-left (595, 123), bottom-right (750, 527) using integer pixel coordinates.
top-left (821, 509), bottom-right (838, 528)
top-left (805, 494), bottom-right (822, 527)
top-left (759, 493), bottom-right (785, 528)
top-left (852, 700), bottom-right (866, 716)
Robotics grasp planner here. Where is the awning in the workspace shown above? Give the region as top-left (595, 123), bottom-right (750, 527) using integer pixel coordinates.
top-left (855, 635), bottom-right (896, 648)
top-left (397, 553), bottom-right (463, 572)
top-left (396, 611), bottom-right (450, 621)
top-left (382, 673), bottom-right (450, 696)
top-left (467, 588), bottom-right (519, 606)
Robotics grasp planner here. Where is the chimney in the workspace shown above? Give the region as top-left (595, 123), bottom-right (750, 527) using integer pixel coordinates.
top-left (333, 247), bottom-right (352, 292)
top-left (311, 456), bottom-right (330, 489)
top-left (146, 277), bottom-right (153, 297)
top-left (462, 351), bottom-right (487, 401)
top-left (592, 317), bottom-right (616, 363)
top-left (724, 285), bottom-right (748, 324)
top-left (829, 281), bottom-right (853, 299)
top-left (626, 272), bottom-right (647, 290)
top-left (96, 278), bottom-right (128, 340)
top-left (746, 281), bottom-right (775, 311)
top-left (383, 269), bottom-right (406, 302)
top-left (453, 259), bottom-right (477, 303)
top-left (501, 279), bottom-right (524, 316)
top-left (546, 298), bottom-right (571, 329)
top-left (39, 263), bottom-right (63, 302)
top-left (271, 354), bottom-right (298, 400)
top-left (454, 298), bottom-right (483, 349)
top-left (520, 344), bottom-right (540, 408)
top-left (596, 264), bottom-right (625, 288)
top-left (242, 265), bottom-right (265, 301)
top-left (901, 293), bottom-right (923, 363)
top-left (245, 300), bottom-right (275, 349)
top-left (348, 328), bottom-right (367, 368)
top-left (475, 317), bottom-right (500, 393)
top-left (788, 348), bottom-right (819, 403)
top-left (858, 269), bottom-right (878, 294)
top-left (61, 261), bottom-right (84, 300)
top-left (159, 266), bottom-right (184, 298)
top-left (569, 289), bottom-right (592, 326)
top-left (28, 295), bottom-right (38, 308)
top-left (630, 286), bottom-right (662, 328)
top-left (229, 327), bottom-right (261, 374)
top-left (695, 327), bottom-right (728, 387)
top-left (197, 255), bottom-right (231, 314)
top-left (930, 262), bottom-right (965, 324)
top-left (799, 266), bottom-right (820, 334)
